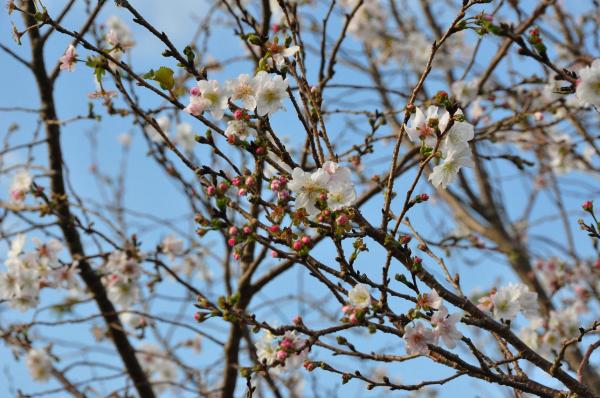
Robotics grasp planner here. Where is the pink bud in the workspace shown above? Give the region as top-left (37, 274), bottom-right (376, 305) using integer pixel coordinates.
top-left (279, 176), bottom-right (288, 185)
top-left (218, 182), bottom-right (229, 192)
top-left (583, 200), bottom-right (593, 212)
top-left (276, 350), bottom-right (288, 361)
top-left (228, 226), bottom-right (238, 236)
top-left (419, 193), bottom-right (429, 201)
top-left (301, 236), bottom-right (311, 245)
top-left (341, 305), bottom-right (352, 314)
top-left (255, 146), bottom-right (266, 155)
top-left (268, 225), bottom-right (280, 233)
top-left (245, 176), bottom-right (255, 186)
top-left (228, 238), bottom-right (236, 247)
top-left (232, 176), bottom-right (242, 186)
top-left (207, 186), bottom-right (216, 196)
top-left (189, 86), bottom-right (200, 96)
top-left (227, 134), bottom-right (237, 144)
top-left (243, 226), bottom-right (252, 234)
top-left (336, 214), bottom-right (348, 225)
top-left (194, 312), bottom-right (201, 322)
top-left (278, 190), bottom-right (290, 200)
top-left (319, 192), bottom-right (327, 201)
top-left (280, 338), bottom-right (293, 350)
top-left (349, 313), bottom-right (358, 324)
top-left (271, 250), bottom-right (279, 258)
top-left (292, 240), bottom-right (303, 251)
top-left (233, 109), bottom-right (244, 120)
top-left (272, 23), bottom-right (280, 33)
top-left (293, 315), bottom-right (302, 325)
top-left (413, 256), bottom-right (422, 264)
top-left (238, 188), bottom-right (247, 196)
top-left (270, 180), bottom-right (281, 191)
top-left (323, 210), bottom-right (331, 217)
top-left (534, 111), bottom-right (544, 121)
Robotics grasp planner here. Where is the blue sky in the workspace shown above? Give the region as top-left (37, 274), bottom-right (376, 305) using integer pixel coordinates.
top-left (1, 0), bottom-right (598, 397)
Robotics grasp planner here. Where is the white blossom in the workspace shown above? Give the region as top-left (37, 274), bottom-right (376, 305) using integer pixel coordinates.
top-left (162, 235), bottom-right (184, 260)
top-left (145, 116), bottom-right (170, 143)
top-left (406, 106), bottom-right (448, 148)
top-left (256, 332), bottom-right (278, 366)
top-left (106, 15), bottom-right (135, 50)
top-left (429, 146), bottom-right (474, 189)
top-left (404, 322), bottom-right (435, 355)
top-left (186, 79), bottom-right (229, 119)
top-left (288, 167), bottom-right (330, 215)
top-left (348, 283), bottom-right (371, 309)
top-left (25, 348), bottom-right (53, 382)
top-left (175, 123), bottom-right (196, 152)
top-left (576, 59), bottom-right (600, 108)
top-left (225, 74), bottom-right (258, 111)
top-left (255, 71), bottom-right (289, 116)
top-left (430, 305), bottom-right (462, 349)
top-left (225, 120), bottom-right (257, 141)
top-left (10, 171), bottom-right (32, 203)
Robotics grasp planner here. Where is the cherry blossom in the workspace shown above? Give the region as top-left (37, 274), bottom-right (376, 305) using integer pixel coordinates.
top-left (225, 120), bottom-right (257, 142)
top-left (406, 106), bottom-right (448, 148)
top-left (429, 146), bottom-right (474, 189)
top-left (348, 283), bottom-right (371, 309)
top-left (576, 59), bottom-right (600, 108)
top-left (430, 305), bottom-right (462, 349)
top-left (10, 170), bottom-right (32, 204)
top-left (25, 348), bottom-right (53, 382)
top-left (404, 322), bottom-right (435, 355)
top-left (255, 71), bottom-right (289, 116)
top-left (225, 74), bottom-right (258, 111)
top-left (59, 44), bottom-right (76, 72)
top-left (174, 123), bottom-right (195, 152)
top-left (162, 235), bottom-right (184, 260)
top-left (186, 79), bottom-right (229, 119)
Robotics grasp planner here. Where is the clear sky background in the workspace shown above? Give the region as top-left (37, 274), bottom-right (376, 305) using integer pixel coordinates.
top-left (0, 0), bottom-right (598, 397)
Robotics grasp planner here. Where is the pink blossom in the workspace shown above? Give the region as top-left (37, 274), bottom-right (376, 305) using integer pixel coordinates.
top-left (59, 44), bottom-right (76, 72)
top-left (404, 322), bottom-right (435, 355)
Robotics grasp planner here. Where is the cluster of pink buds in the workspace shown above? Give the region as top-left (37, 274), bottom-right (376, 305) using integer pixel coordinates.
top-left (316, 209), bottom-right (331, 223)
top-left (275, 331), bottom-right (306, 365)
top-left (227, 224), bottom-right (254, 260)
top-left (206, 181), bottom-right (231, 197)
top-left (270, 175), bottom-right (290, 202)
top-left (272, 23), bottom-right (287, 34)
top-left (231, 175), bottom-right (255, 197)
top-left (341, 305), bottom-right (366, 324)
top-left (292, 235), bottom-right (312, 252)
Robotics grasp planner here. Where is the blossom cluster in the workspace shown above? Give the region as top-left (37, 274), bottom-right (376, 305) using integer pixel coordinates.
top-left (9, 170), bottom-right (32, 205)
top-left (103, 250), bottom-right (142, 307)
top-left (576, 59), bottom-right (600, 108)
top-left (25, 348), bottom-right (54, 382)
top-left (0, 234), bottom-right (77, 311)
top-left (256, 330), bottom-right (307, 367)
top-left (342, 283), bottom-right (371, 324)
top-left (405, 106), bottom-right (475, 189)
top-left (288, 161), bottom-right (357, 216)
top-left (136, 343), bottom-right (179, 395)
top-left (477, 282), bottom-right (539, 321)
top-left (185, 71), bottom-right (289, 120)
top-left (404, 290), bottom-right (462, 355)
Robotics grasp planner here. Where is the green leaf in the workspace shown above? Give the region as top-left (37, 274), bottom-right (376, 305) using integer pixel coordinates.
top-left (144, 66), bottom-right (175, 90)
